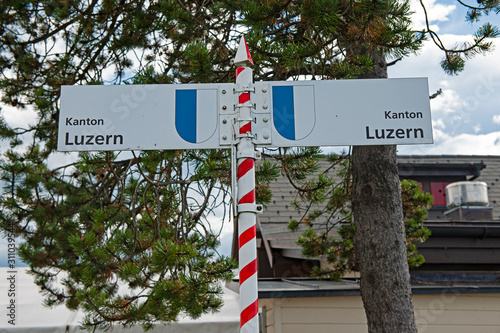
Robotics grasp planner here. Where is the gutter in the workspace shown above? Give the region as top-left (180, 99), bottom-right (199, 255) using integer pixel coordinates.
top-left (427, 224), bottom-right (500, 238)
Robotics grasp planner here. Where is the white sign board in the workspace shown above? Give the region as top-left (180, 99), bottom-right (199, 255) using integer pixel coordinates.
top-left (263, 78), bottom-right (433, 147)
top-left (58, 83), bottom-right (233, 151)
top-left (58, 78), bottom-right (432, 151)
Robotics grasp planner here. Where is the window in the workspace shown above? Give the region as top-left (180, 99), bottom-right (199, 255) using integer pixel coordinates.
top-left (430, 182), bottom-right (451, 206)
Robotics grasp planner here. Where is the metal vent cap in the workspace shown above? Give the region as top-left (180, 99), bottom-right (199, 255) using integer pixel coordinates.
top-left (445, 181), bottom-right (489, 208)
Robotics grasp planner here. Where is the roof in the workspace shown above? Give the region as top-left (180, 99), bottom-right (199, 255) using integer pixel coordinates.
top-left (253, 155), bottom-right (500, 277)
top-left (259, 155), bottom-right (500, 229)
top-left (226, 272), bottom-right (500, 299)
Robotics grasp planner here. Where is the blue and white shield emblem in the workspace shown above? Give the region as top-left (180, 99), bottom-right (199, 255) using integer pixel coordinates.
top-left (175, 89), bottom-right (218, 144)
top-left (272, 85), bottom-right (316, 141)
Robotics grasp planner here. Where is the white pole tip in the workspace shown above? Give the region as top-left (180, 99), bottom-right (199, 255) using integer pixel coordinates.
top-left (234, 36), bottom-right (254, 67)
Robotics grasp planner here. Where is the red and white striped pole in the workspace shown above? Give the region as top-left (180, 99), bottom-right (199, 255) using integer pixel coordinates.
top-left (234, 36), bottom-right (259, 333)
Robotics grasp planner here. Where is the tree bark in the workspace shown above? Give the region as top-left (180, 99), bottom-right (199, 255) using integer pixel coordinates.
top-left (351, 53), bottom-right (418, 333)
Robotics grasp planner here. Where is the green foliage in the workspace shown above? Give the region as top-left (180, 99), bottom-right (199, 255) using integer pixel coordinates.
top-left (466, 0), bottom-right (500, 22)
top-left (0, 0), bottom-right (498, 330)
top-left (285, 154), bottom-right (433, 279)
top-left (420, 1), bottom-right (500, 75)
top-left (0, 2), bottom-right (242, 328)
top-left (5, 149), bottom-right (237, 331)
top-left (256, 160), bottom-right (281, 206)
top-left (238, 0), bottom-right (423, 80)
top-left (401, 179), bottom-right (433, 267)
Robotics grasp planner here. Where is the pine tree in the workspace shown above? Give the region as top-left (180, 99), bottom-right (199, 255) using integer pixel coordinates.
top-left (0, 1), bottom-right (244, 331)
top-left (1, 0), bottom-right (498, 331)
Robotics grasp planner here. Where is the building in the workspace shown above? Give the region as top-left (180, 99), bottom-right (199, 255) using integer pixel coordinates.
top-left (229, 155), bottom-right (500, 333)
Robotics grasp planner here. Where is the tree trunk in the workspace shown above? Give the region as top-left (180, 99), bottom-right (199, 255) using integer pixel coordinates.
top-left (351, 53), bottom-right (418, 332)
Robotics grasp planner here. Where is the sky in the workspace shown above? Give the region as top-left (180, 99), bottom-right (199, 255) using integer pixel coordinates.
top-left (387, 0), bottom-right (500, 155)
top-left (1, 0), bottom-right (500, 265)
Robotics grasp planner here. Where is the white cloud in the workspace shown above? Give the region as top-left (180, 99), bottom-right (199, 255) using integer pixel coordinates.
top-left (432, 118), bottom-right (446, 129)
top-left (430, 88), bottom-right (465, 114)
top-left (431, 128), bottom-right (451, 142)
top-left (0, 103), bottom-right (37, 129)
top-left (410, 0), bottom-right (457, 31)
top-left (433, 131), bottom-right (500, 154)
top-left (218, 225), bottom-right (234, 257)
top-left (398, 130), bottom-right (500, 155)
top-left (439, 80), bottom-right (450, 88)
top-left (389, 28), bottom-right (500, 153)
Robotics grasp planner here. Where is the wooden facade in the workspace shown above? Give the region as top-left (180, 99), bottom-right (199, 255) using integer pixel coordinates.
top-left (260, 292), bottom-right (500, 333)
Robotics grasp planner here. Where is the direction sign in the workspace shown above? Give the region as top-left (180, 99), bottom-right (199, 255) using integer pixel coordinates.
top-left (58, 83), bottom-right (233, 151)
top-left (262, 77), bottom-right (433, 147)
top-left (58, 78), bottom-right (432, 152)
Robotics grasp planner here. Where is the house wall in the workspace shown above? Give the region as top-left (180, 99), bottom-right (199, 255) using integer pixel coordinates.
top-left (260, 293), bottom-right (500, 333)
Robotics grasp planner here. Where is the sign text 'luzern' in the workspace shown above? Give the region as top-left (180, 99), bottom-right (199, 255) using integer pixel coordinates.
top-left (366, 126), bottom-right (424, 140)
top-left (64, 133), bottom-right (124, 146)
top-left (365, 111), bottom-right (425, 140)
top-left (63, 117), bottom-right (125, 147)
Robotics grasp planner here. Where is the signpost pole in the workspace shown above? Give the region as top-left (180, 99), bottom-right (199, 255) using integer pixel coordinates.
top-left (234, 37), bottom-right (259, 333)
